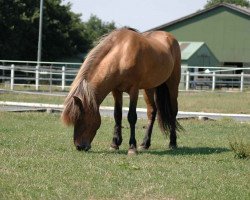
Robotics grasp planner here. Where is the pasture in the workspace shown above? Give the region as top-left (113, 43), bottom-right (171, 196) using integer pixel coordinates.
top-left (1, 112), bottom-right (249, 199)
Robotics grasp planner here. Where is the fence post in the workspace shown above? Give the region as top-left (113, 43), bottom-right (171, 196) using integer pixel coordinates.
top-left (35, 65), bottom-right (39, 91)
top-left (212, 72), bottom-right (216, 91)
top-left (240, 72), bottom-right (244, 92)
top-left (62, 66), bottom-right (65, 91)
top-left (10, 64), bottom-right (15, 90)
top-left (49, 65), bottom-right (52, 93)
top-left (186, 71), bottom-right (190, 91)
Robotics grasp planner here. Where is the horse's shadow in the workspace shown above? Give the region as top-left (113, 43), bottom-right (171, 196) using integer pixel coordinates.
top-left (146, 146), bottom-right (230, 156)
top-left (89, 146), bottom-right (230, 156)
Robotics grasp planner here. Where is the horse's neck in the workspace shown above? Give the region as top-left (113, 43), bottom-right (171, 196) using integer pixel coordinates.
top-left (94, 82), bottom-right (113, 106)
top-left (88, 73), bottom-right (114, 106)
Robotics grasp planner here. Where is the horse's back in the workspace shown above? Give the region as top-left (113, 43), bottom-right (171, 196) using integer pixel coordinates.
top-left (108, 29), bottom-right (181, 90)
top-left (90, 28), bottom-right (181, 93)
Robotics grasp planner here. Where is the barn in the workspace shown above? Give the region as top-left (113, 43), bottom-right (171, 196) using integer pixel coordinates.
top-left (149, 3), bottom-right (250, 69)
top-left (179, 41), bottom-right (219, 67)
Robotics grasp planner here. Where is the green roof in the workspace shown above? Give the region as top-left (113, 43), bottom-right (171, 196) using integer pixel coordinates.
top-left (179, 41), bottom-right (219, 66)
top-left (179, 42), bottom-right (205, 60)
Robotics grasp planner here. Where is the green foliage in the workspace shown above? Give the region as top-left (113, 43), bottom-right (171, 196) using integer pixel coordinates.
top-left (42, 0), bottom-right (91, 60)
top-left (204, 0), bottom-right (250, 8)
top-left (0, 0), bottom-right (116, 61)
top-left (0, 0), bottom-right (39, 60)
top-left (229, 138), bottom-right (250, 159)
top-left (85, 15), bottom-right (116, 47)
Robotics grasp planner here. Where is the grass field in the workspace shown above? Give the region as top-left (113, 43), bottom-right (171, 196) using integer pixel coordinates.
top-left (1, 112), bottom-right (249, 199)
top-left (1, 91), bottom-right (250, 114)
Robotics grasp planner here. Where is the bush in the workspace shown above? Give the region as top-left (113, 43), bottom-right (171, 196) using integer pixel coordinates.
top-left (229, 138), bottom-right (250, 159)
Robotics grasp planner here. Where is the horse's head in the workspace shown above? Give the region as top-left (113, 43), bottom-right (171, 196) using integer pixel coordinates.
top-left (72, 96), bottom-right (101, 151)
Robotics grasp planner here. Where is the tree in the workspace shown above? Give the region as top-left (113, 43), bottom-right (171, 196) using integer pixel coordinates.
top-left (0, 0), bottom-right (40, 60)
top-left (41, 0), bottom-right (91, 60)
top-left (0, 0), bottom-right (116, 61)
top-left (204, 0), bottom-right (250, 8)
top-left (84, 15), bottom-right (116, 47)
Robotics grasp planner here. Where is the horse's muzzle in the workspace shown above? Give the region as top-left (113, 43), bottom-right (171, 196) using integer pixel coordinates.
top-left (76, 144), bottom-right (91, 151)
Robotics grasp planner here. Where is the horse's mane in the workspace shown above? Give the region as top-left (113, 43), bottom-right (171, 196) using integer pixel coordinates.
top-left (62, 27), bottom-right (138, 125)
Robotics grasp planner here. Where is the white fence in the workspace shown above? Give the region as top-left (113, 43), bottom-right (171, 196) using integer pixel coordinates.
top-left (0, 60), bottom-right (250, 92)
top-left (181, 66), bottom-right (250, 92)
top-left (0, 60), bottom-right (81, 92)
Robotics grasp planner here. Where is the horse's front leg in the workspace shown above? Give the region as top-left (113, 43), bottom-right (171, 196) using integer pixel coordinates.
top-left (127, 88), bottom-right (139, 155)
top-left (140, 89), bottom-right (157, 150)
top-left (110, 90), bottom-right (123, 150)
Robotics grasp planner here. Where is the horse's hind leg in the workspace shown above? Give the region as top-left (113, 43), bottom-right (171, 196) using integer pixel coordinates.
top-left (140, 89), bottom-right (157, 150)
top-left (127, 88), bottom-right (139, 155)
top-left (167, 39), bottom-right (182, 149)
top-left (168, 92), bottom-right (178, 149)
top-left (110, 90), bottom-right (123, 150)
top-left (166, 79), bottom-right (180, 149)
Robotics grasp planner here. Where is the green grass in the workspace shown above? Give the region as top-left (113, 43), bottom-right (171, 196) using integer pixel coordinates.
top-left (0, 83), bottom-right (70, 93)
top-left (1, 112), bottom-right (250, 199)
top-left (178, 91), bottom-right (250, 114)
top-left (0, 92), bottom-right (64, 105)
top-left (1, 91), bottom-right (250, 114)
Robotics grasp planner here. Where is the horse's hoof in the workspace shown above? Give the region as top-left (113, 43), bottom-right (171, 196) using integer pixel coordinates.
top-left (138, 145), bottom-right (149, 151)
top-left (109, 146), bottom-right (119, 151)
top-left (127, 148), bottom-right (138, 155)
top-left (169, 144), bottom-right (177, 150)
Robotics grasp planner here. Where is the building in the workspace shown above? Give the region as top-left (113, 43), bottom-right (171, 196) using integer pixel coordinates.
top-left (149, 3), bottom-right (250, 69)
top-left (178, 41), bottom-right (220, 89)
top-left (179, 41), bottom-right (219, 67)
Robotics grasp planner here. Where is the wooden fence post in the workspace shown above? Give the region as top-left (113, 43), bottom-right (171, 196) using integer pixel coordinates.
top-left (49, 65), bottom-right (52, 93)
top-left (186, 71), bottom-right (190, 91)
top-left (212, 72), bottom-right (216, 91)
top-left (62, 66), bottom-right (65, 91)
top-left (10, 64), bottom-right (15, 90)
top-left (35, 65), bottom-right (39, 91)
top-left (240, 72), bottom-right (244, 92)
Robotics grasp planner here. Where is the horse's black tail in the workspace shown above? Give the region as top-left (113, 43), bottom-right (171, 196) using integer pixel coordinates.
top-left (155, 83), bottom-right (182, 135)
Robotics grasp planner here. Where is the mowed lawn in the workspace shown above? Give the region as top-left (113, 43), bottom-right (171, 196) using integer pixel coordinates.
top-left (1, 91), bottom-right (250, 114)
top-left (0, 112), bottom-right (249, 199)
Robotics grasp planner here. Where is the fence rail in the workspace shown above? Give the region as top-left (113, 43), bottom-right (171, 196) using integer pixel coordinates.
top-left (183, 71), bottom-right (250, 92)
top-left (0, 60), bottom-right (250, 92)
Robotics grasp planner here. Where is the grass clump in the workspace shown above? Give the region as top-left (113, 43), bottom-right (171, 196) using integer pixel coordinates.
top-left (229, 138), bottom-right (250, 159)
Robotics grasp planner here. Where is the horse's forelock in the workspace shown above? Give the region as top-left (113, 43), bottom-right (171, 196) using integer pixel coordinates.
top-left (61, 80), bottom-right (97, 126)
top-left (61, 98), bottom-right (81, 125)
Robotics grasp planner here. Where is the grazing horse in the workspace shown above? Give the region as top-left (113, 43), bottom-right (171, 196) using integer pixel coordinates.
top-left (62, 28), bottom-right (182, 154)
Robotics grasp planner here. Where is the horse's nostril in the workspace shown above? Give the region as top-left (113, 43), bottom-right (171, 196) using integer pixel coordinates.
top-left (84, 145), bottom-right (91, 151)
top-left (76, 145), bottom-right (83, 151)
top-left (76, 144), bottom-right (91, 151)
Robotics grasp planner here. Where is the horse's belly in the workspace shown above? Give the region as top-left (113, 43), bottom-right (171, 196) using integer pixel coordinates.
top-left (138, 67), bottom-right (172, 89)
top-left (139, 78), bottom-right (167, 89)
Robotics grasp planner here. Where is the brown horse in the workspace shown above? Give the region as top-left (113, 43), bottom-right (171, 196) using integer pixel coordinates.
top-left (62, 28), bottom-right (182, 154)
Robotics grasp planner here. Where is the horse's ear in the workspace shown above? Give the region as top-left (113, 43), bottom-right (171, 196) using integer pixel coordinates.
top-left (73, 96), bottom-right (84, 112)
